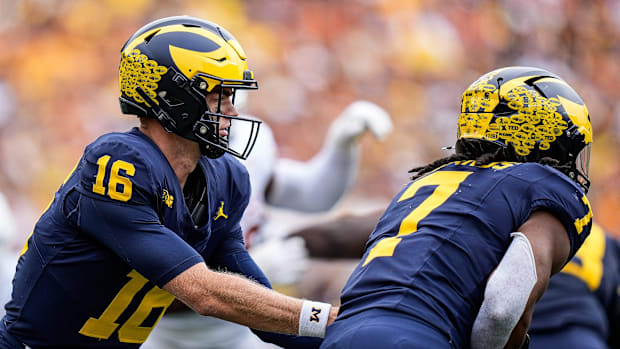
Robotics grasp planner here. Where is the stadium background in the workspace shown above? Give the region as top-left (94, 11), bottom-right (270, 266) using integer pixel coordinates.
top-left (0, 0), bottom-right (618, 246)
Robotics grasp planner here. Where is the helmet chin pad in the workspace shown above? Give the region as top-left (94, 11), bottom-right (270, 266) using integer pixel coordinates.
top-left (193, 119), bottom-right (226, 158)
top-left (201, 143), bottom-right (225, 159)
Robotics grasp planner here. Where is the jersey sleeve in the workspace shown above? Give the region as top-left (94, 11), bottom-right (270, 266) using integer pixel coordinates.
top-left (213, 156), bottom-right (252, 235)
top-left (529, 167), bottom-right (593, 260)
top-left (71, 194), bottom-right (203, 286)
top-left (70, 138), bottom-right (203, 286)
top-left (207, 227), bottom-right (269, 285)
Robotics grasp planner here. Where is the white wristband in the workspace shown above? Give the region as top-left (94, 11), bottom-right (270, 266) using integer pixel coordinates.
top-left (298, 300), bottom-right (332, 338)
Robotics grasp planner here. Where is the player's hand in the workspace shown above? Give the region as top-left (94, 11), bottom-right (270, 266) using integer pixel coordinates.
top-left (249, 236), bottom-right (309, 285)
top-left (327, 100), bottom-right (393, 146)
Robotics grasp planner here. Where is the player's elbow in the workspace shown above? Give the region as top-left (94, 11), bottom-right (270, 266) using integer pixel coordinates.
top-left (191, 296), bottom-right (222, 317)
top-left (484, 296), bottom-right (521, 326)
top-left (193, 303), bottom-right (213, 317)
top-left (471, 294), bottom-right (525, 349)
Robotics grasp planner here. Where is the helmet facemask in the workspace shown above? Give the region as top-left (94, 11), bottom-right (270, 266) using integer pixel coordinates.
top-left (190, 72), bottom-right (261, 159)
top-left (574, 144), bottom-right (591, 192)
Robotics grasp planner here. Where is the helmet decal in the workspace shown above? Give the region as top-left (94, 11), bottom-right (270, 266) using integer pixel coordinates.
top-left (458, 68), bottom-right (590, 157)
top-left (457, 66), bottom-right (592, 192)
top-left (119, 49), bottom-right (168, 106)
top-left (461, 70), bottom-right (501, 113)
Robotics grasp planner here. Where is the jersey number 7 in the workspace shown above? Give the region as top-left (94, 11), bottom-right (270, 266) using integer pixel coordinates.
top-left (363, 171), bottom-right (473, 266)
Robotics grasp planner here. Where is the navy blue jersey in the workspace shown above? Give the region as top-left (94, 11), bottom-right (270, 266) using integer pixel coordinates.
top-left (1, 128), bottom-right (261, 348)
top-left (530, 223), bottom-right (620, 348)
top-left (335, 161), bottom-right (593, 348)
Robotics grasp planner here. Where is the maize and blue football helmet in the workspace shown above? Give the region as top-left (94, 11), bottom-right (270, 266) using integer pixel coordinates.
top-left (118, 15), bottom-right (261, 159)
top-left (458, 66), bottom-right (593, 192)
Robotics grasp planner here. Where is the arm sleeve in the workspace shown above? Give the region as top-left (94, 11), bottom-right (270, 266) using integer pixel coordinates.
top-left (207, 230), bottom-right (322, 349)
top-left (471, 232), bottom-right (537, 349)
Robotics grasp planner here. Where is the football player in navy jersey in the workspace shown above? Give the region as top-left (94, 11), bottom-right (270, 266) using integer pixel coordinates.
top-left (529, 222), bottom-right (620, 349)
top-left (320, 66), bottom-right (594, 349)
top-left (0, 16), bottom-right (337, 349)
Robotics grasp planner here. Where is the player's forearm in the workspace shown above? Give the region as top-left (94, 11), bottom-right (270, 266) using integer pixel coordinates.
top-left (164, 263), bottom-right (337, 336)
top-left (503, 315), bottom-right (530, 349)
top-left (204, 269), bottom-right (303, 334)
top-left (471, 233), bottom-right (537, 349)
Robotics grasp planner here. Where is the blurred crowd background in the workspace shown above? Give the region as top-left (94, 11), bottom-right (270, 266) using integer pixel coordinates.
top-left (0, 0), bottom-right (619, 248)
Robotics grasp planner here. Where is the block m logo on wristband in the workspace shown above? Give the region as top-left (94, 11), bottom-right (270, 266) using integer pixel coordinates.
top-left (310, 307), bottom-right (322, 322)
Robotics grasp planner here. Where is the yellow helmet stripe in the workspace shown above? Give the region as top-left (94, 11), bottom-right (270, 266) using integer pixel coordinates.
top-left (499, 75), bottom-right (536, 95)
top-left (122, 24), bottom-right (250, 91)
top-left (123, 25), bottom-right (242, 59)
top-left (558, 95), bottom-right (593, 144)
top-left (226, 39), bottom-right (247, 60)
top-left (169, 45), bottom-right (250, 90)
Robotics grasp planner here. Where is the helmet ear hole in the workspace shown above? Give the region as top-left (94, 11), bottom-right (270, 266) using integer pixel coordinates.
top-left (160, 93), bottom-right (184, 107)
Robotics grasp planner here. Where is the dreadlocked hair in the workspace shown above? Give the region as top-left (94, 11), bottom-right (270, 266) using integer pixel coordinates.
top-left (408, 139), bottom-right (571, 180)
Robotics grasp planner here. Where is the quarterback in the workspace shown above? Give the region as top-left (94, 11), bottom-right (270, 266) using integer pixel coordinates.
top-left (0, 16), bottom-right (336, 348)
